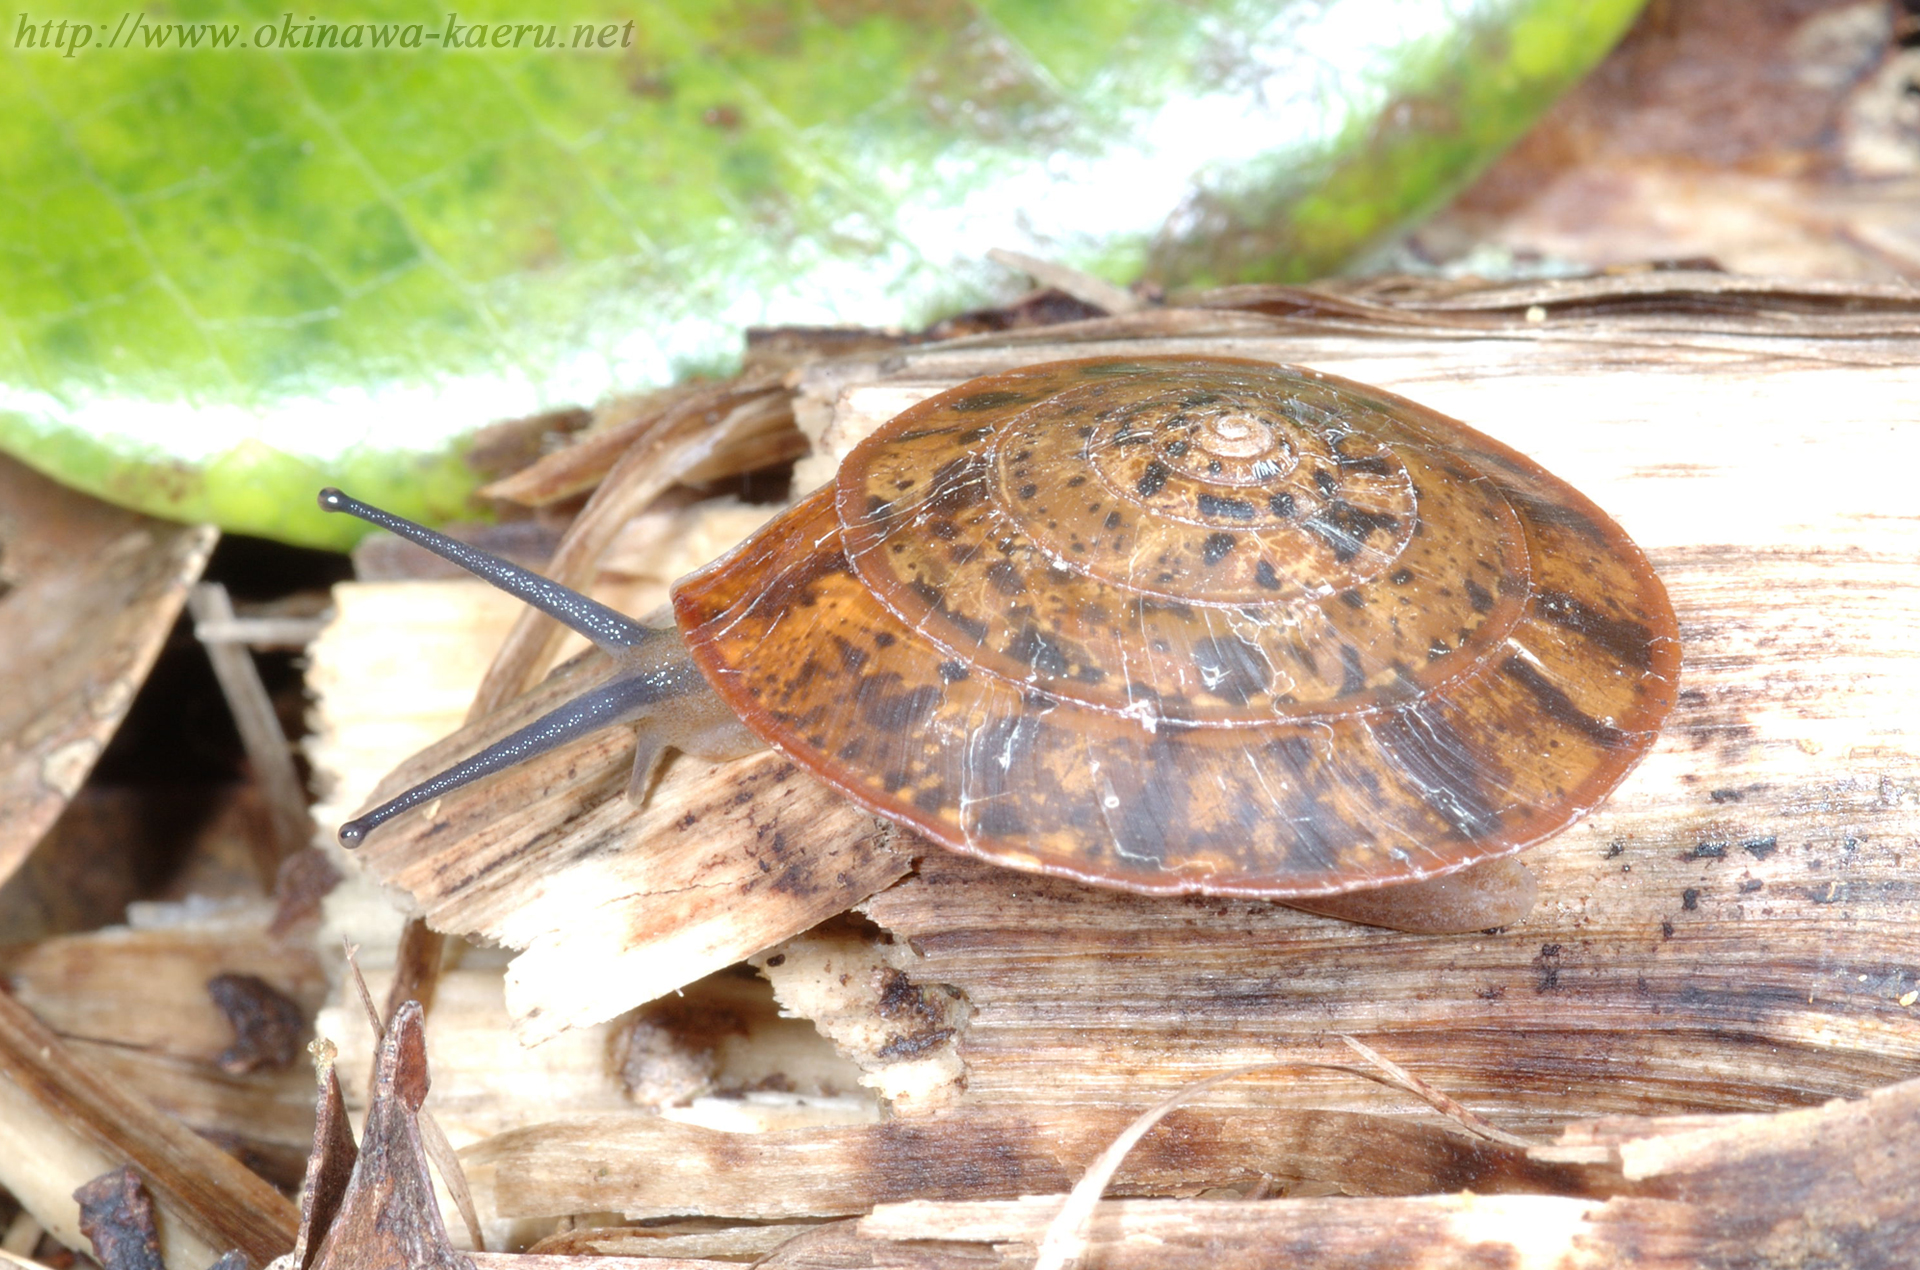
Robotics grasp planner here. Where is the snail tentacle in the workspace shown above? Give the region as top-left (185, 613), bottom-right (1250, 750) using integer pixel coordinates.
top-left (318, 487), bottom-right (653, 652)
top-left (324, 490), bottom-right (760, 848)
top-left (338, 659), bottom-right (684, 846)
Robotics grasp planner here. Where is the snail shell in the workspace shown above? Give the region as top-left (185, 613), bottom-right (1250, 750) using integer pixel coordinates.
top-left (674, 355), bottom-right (1680, 897)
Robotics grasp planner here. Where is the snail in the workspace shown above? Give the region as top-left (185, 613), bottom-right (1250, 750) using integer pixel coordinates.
top-left (322, 355), bottom-right (1679, 933)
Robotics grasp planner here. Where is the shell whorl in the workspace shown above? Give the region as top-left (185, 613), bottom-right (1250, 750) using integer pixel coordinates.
top-left (674, 356), bottom-right (1680, 898)
top-left (837, 361), bottom-right (1530, 723)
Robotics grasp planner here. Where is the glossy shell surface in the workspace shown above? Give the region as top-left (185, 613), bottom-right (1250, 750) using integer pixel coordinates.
top-left (672, 356), bottom-right (1679, 896)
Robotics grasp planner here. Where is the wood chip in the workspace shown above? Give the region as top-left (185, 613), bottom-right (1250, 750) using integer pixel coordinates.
top-left (0, 456), bottom-right (216, 888)
top-left (310, 1002), bottom-right (467, 1270)
top-left (289, 1058), bottom-right (356, 1270)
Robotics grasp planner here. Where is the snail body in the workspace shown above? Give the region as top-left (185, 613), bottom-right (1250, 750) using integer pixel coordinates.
top-left (324, 356), bottom-right (1679, 933)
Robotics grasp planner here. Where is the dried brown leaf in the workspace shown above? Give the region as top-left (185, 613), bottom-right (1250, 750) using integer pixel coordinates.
top-left (208, 973), bottom-right (307, 1075)
top-left (70, 1167), bottom-right (163, 1270)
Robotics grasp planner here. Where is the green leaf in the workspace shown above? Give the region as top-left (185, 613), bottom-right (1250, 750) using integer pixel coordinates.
top-left (0, 0), bottom-right (1643, 548)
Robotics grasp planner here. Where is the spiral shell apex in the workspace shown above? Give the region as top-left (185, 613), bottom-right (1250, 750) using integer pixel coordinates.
top-left (673, 356), bottom-right (1679, 897)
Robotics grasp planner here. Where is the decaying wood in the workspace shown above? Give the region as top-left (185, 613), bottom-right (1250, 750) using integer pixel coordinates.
top-left (0, 986), bottom-right (297, 1267)
top-left (0, 911), bottom-right (328, 1182)
top-left (459, 1102), bottom-right (1600, 1223)
top-left (0, 455), bottom-right (217, 888)
top-left (353, 681), bottom-right (909, 1044)
top-left (2, 917), bottom-right (328, 1071)
top-left (188, 582), bottom-right (313, 881)
top-left (304, 274), bottom-right (1920, 1260)
top-left (478, 377), bottom-right (803, 510)
top-left (525, 1221), bottom-right (820, 1261)
top-left (756, 1072), bottom-right (1920, 1268)
top-left (323, 962), bottom-right (873, 1154)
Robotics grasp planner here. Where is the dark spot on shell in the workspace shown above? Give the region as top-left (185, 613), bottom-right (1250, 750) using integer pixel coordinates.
top-left (1136, 462), bottom-right (1170, 497)
top-left (1336, 453), bottom-right (1393, 476)
top-left (1006, 624), bottom-right (1071, 678)
top-left (855, 673), bottom-right (943, 733)
top-left (1502, 655), bottom-right (1627, 746)
top-left (1374, 702), bottom-right (1503, 839)
top-left (1270, 492), bottom-right (1296, 518)
top-left (922, 454), bottom-right (990, 516)
top-left (1340, 589), bottom-right (1365, 609)
top-left (1465, 578), bottom-right (1494, 613)
top-left (1104, 510), bottom-right (1123, 530)
top-left (1201, 532), bottom-right (1235, 566)
top-left (1255, 560), bottom-right (1280, 590)
top-left (950, 390), bottom-right (1028, 413)
top-left (1391, 568), bottom-right (1413, 585)
top-left (909, 580), bottom-right (988, 644)
top-left (1197, 493), bottom-right (1254, 520)
top-left (1337, 644), bottom-right (1366, 696)
top-left (938, 661), bottom-right (970, 682)
top-left (1537, 590), bottom-right (1656, 670)
top-left (1313, 469), bottom-right (1337, 496)
top-left (832, 636), bottom-right (868, 671)
top-left (1193, 636), bottom-right (1271, 705)
top-left (986, 561), bottom-right (1026, 596)
top-left (1018, 483), bottom-right (1038, 500)
top-left (1300, 501), bottom-right (1400, 564)
top-left (1503, 486), bottom-right (1606, 543)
